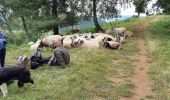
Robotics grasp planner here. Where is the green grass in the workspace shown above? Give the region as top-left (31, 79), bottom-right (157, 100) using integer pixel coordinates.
top-left (0, 33), bottom-right (138, 100)
top-left (0, 15), bottom-right (144, 100)
top-left (145, 15), bottom-right (170, 99)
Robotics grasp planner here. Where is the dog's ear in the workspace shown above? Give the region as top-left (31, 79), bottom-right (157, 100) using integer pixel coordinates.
top-left (17, 81), bottom-right (24, 88)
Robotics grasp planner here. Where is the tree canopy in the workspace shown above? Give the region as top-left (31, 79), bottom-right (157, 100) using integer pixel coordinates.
top-left (133, 0), bottom-right (148, 17)
top-left (0, 0), bottom-right (134, 42)
top-left (155, 0), bottom-right (170, 13)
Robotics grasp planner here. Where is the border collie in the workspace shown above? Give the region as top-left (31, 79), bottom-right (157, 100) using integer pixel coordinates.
top-left (0, 67), bottom-right (34, 97)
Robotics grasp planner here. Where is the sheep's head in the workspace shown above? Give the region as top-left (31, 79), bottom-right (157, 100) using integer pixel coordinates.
top-left (71, 38), bottom-right (84, 47)
top-left (91, 35), bottom-right (95, 39)
top-left (102, 37), bottom-right (113, 42)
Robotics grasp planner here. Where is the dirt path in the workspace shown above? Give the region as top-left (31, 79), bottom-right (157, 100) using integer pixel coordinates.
top-left (119, 16), bottom-right (163, 100)
top-left (130, 39), bottom-right (153, 100)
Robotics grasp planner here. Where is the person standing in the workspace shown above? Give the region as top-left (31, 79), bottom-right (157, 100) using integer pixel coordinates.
top-left (0, 26), bottom-right (8, 68)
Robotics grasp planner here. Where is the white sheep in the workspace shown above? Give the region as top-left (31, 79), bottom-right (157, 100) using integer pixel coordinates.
top-left (62, 35), bottom-right (73, 48)
top-left (105, 28), bottom-right (114, 35)
top-left (105, 27), bottom-right (126, 36)
top-left (27, 42), bottom-right (34, 46)
top-left (94, 33), bottom-right (115, 43)
top-left (103, 41), bottom-right (122, 50)
top-left (113, 27), bottom-right (127, 37)
top-left (30, 39), bottom-right (41, 51)
top-left (115, 36), bottom-right (126, 44)
top-left (41, 35), bottom-right (63, 46)
top-left (73, 39), bottom-right (100, 49)
top-left (124, 31), bottom-right (134, 37)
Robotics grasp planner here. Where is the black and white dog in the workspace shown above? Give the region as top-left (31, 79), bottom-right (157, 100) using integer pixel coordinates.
top-left (0, 67), bottom-right (34, 97)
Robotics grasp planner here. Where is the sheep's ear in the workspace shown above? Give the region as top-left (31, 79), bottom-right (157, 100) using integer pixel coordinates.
top-left (73, 35), bottom-right (77, 39)
top-left (80, 40), bottom-right (84, 44)
top-left (61, 38), bottom-right (65, 41)
top-left (60, 38), bottom-right (65, 44)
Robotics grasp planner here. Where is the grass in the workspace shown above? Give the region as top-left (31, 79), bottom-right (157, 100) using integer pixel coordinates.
top-left (0, 32), bottom-right (138, 100)
top-left (1, 15), bottom-right (158, 100)
top-left (145, 15), bottom-right (170, 99)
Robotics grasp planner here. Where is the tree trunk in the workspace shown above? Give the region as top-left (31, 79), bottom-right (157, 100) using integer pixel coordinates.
top-left (93, 0), bottom-right (104, 32)
top-left (138, 12), bottom-right (140, 17)
top-left (21, 17), bottom-right (32, 41)
top-left (1, 13), bottom-right (16, 44)
top-left (52, 0), bottom-right (59, 35)
top-left (6, 22), bottom-right (16, 44)
top-left (53, 25), bottom-right (59, 35)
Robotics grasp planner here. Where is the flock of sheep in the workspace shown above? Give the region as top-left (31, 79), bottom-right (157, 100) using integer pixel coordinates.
top-left (29, 27), bottom-right (134, 51)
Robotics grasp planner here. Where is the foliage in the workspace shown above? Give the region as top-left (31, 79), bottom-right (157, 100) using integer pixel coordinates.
top-left (155, 0), bottom-right (170, 13)
top-left (133, 0), bottom-right (148, 16)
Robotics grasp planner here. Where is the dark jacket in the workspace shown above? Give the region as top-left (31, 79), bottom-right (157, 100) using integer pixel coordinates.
top-left (50, 46), bottom-right (70, 68)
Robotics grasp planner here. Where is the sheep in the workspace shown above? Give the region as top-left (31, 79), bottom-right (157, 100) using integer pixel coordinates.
top-left (72, 39), bottom-right (100, 49)
top-left (34, 35), bottom-right (63, 50)
top-left (105, 27), bottom-right (127, 37)
top-left (70, 37), bottom-right (86, 47)
top-left (115, 36), bottom-right (126, 44)
top-left (103, 41), bottom-right (122, 50)
top-left (113, 27), bottom-right (127, 37)
top-left (40, 35), bottom-right (63, 47)
top-left (70, 33), bottom-right (114, 49)
top-left (27, 42), bottom-right (34, 46)
top-left (30, 39), bottom-right (41, 51)
top-left (62, 36), bottom-right (73, 48)
top-left (71, 27), bottom-right (80, 34)
top-left (94, 33), bottom-right (115, 43)
top-left (64, 33), bottom-right (116, 49)
top-left (124, 31), bottom-right (134, 37)
top-left (105, 29), bottom-right (114, 35)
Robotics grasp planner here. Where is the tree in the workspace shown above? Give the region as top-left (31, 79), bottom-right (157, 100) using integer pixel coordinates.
top-left (0, 0), bottom-right (16, 44)
top-left (5, 0), bottom-right (42, 41)
top-left (79, 0), bottom-right (131, 32)
top-left (133, 0), bottom-right (148, 17)
top-left (34, 0), bottom-right (69, 35)
top-left (155, 0), bottom-right (170, 13)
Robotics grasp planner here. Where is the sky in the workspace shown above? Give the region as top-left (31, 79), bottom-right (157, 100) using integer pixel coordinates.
top-left (120, 0), bottom-right (158, 16)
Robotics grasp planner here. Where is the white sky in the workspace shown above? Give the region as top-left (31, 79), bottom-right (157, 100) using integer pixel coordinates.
top-left (120, 0), bottom-right (158, 16)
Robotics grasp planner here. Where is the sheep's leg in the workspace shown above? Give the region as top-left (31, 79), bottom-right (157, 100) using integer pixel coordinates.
top-left (0, 83), bottom-right (8, 97)
top-left (123, 32), bottom-right (126, 38)
top-left (118, 44), bottom-right (123, 50)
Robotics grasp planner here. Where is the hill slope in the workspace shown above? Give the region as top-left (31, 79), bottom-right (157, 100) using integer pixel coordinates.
top-left (1, 15), bottom-right (168, 100)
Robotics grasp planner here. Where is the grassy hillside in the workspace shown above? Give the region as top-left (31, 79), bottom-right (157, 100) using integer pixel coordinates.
top-left (3, 41), bottom-right (138, 100)
top-left (1, 18), bottom-right (139, 100)
top-left (1, 15), bottom-right (170, 100)
top-left (146, 15), bottom-right (170, 99)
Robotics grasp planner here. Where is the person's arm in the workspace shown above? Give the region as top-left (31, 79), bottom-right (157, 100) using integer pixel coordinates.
top-left (3, 34), bottom-right (8, 44)
top-left (48, 56), bottom-right (55, 66)
top-left (55, 51), bottom-right (65, 68)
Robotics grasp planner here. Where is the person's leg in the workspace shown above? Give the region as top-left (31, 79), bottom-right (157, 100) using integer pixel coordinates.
top-left (1, 48), bottom-right (6, 67)
top-left (0, 48), bottom-right (3, 68)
